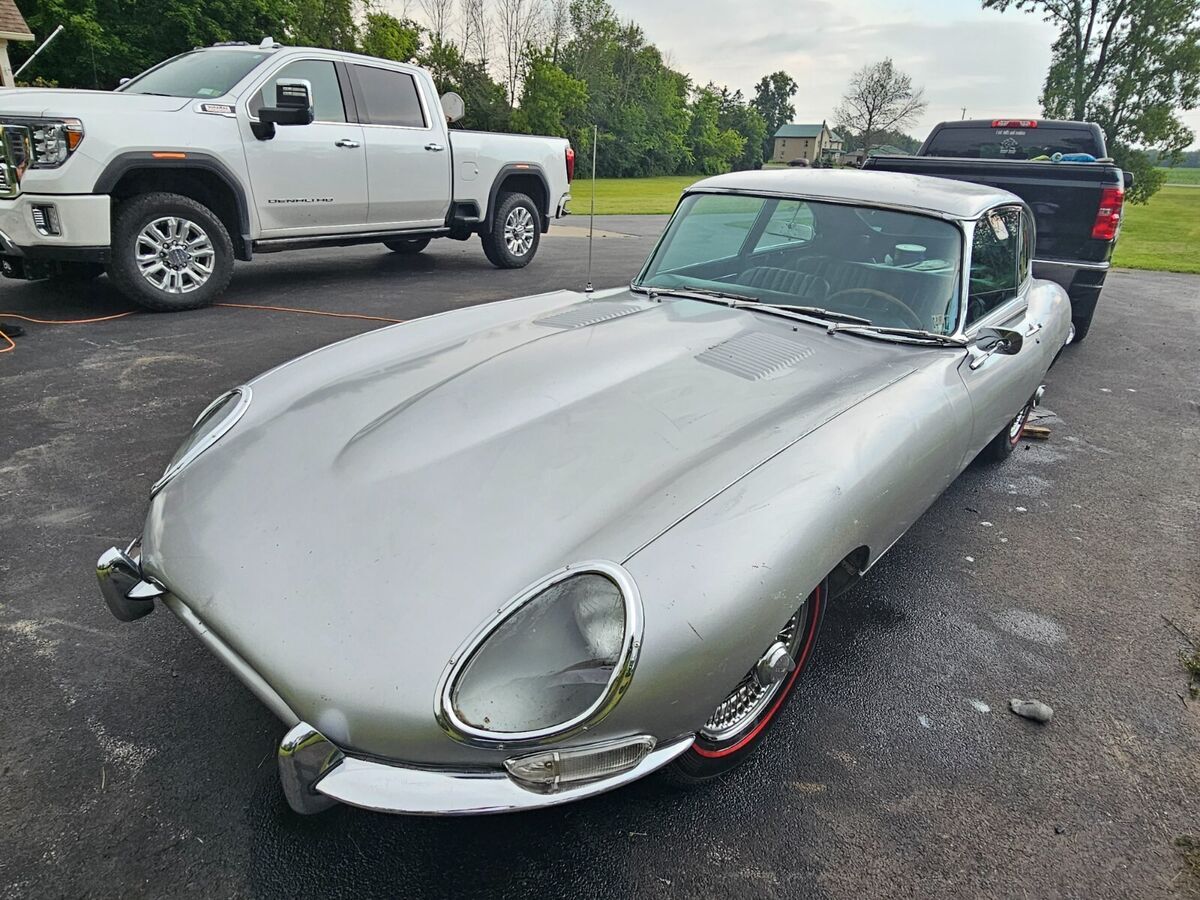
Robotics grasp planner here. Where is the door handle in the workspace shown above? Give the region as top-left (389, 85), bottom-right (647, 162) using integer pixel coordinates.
top-left (424, 142), bottom-right (445, 152)
top-left (334, 139), bottom-right (360, 149)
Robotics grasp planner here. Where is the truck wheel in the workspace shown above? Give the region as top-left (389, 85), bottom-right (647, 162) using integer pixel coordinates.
top-left (1070, 308), bottom-right (1095, 344)
top-left (108, 192), bottom-right (234, 312)
top-left (383, 238), bottom-right (431, 254)
top-left (481, 192), bottom-right (540, 269)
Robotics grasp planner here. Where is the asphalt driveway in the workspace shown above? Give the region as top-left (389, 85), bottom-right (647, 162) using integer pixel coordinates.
top-left (1, 219), bottom-right (1197, 898)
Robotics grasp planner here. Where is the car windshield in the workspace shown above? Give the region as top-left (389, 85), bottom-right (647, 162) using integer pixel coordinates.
top-left (119, 50), bottom-right (271, 98)
top-left (635, 193), bottom-right (963, 335)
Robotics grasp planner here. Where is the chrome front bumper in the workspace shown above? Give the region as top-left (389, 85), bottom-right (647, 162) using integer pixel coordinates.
top-left (96, 544), bottom-right (694, 816)
top-left (280, 722), bottom-right (693, 816)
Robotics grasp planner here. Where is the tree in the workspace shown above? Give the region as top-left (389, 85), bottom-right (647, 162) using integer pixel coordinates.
top-left (751, 71), bottom-right (798, 160)
top-left (836, 126), bottom-right (920, 154)
top-left (685, 86), bottom-right (746, 174)
top-left (496, 0), bottom-right (543, 105)
top-left (360, 12), bottom-right (422, 62)
top-left (544, 0), bottom-right (572, 63)
top-left (715, 86), bottom-right (766, 170)
top-left (834, 58), bottom-right (926, 156)
top-left (419, 35), bottom-right (512, 130)
top-left (459, 0), bottom-right (492, 63)
top-left (512, 48), bottom-right (587, 136)
top-left (419, 0), bottom-right (455, 42)
top-left (983, 0), bottom-right (1200, 202)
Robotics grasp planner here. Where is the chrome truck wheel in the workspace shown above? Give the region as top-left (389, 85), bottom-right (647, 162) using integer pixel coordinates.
top-left (108, 192), bottom-right (234, 312)
top-left (481, 191), bottom-right (540, 269)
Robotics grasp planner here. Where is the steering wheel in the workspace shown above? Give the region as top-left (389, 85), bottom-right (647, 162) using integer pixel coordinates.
top-left (825, 288), bottom-right (924, 330)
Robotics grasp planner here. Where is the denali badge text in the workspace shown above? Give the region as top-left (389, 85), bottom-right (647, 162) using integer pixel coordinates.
top-left (268, 197), bottom-right (334, 204)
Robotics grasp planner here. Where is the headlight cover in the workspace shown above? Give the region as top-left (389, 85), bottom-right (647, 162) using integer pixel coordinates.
top-left (27, 119), bottom-right (84, 168)
top-left (151, 386), bottom-right (251, 496)
top-left (437, 562), bottom-right (643, 745)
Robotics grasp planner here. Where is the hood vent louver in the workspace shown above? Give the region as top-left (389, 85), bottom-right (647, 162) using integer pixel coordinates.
top-left (535, 302), bottom-right (644, 329)
top-left (697, 331), bottom-right (815, 381)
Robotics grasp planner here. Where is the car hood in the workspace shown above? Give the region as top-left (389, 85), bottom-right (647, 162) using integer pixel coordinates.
top-left (0, 89), bottom-right (192, 117)
top-left (141, 288), bottom-right (921, 758)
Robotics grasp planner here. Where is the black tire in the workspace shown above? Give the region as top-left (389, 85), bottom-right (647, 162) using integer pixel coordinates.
top-left (50, 261), bottom-right (105, 282)
top-left (383, 237), bottom-right (431, 254)
top-left (481, 192), bottom-right (540, 269)
top-left (1067, 291), bottom-right (1098, 345)
top-left (667, 581), bottom-right (827, 783)
top-left (981, 398), bottom-right (1034, 463)
top-left (107, 192), bottom-right (234, 312)
top-left (1070, 309), bottom-right (1094, 344)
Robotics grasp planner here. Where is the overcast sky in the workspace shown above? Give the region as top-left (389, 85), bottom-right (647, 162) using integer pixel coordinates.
top-left (607, 0), bottom-right (1200, 148)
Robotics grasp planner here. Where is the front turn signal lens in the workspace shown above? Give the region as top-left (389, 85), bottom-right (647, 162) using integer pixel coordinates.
top-left (504, 735), bottom-right (655, 791)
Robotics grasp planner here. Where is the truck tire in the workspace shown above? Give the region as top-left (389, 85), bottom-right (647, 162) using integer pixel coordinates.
top-left (481, 192), bottom-right (540, 269)
top-left (383, 237), bottom-right (431, 254)
top-left (1070, 306), bottom-right (1096, 344)
top-left (1067, 288), bottom-right (1099, 345)
top-left (108, 192), bottom-right (234, 312)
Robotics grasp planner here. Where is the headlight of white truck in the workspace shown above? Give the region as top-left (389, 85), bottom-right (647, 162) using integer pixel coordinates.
top-left (28, 118), bottom-right (84, 168)
top-left (439, 563), bottom-right (643, 743)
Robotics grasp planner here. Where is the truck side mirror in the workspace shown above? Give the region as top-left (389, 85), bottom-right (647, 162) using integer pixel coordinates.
top-left (440, 91), bottom-right (465, 124)
top-left (1122, 170), bottom-right (1135, 190)
top-left (260, 79), bottom-right (315, 127)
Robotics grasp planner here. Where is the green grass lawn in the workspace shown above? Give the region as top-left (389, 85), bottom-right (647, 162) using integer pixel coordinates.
top-left (1113, 186), bottom-right (1200, 273)
top-left (572, 174), bottom-right (1198, 274)
top-left (1158, 166), bottom-right (1200, 185)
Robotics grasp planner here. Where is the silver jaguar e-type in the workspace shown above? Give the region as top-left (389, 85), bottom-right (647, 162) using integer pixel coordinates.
top-left (97, 170), bottom-right (1072, 815)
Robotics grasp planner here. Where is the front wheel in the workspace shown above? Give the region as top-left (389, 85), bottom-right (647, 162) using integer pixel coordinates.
top-left (481, 192), bottom-right (541, 269)
top-left (107, 192), bottom-right (234, 312)
top-left (668, 581), bottom-right (826, 782)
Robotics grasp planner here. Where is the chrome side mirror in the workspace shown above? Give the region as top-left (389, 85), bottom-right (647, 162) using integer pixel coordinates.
top-left (969, 326), bottom-right (1023, 369)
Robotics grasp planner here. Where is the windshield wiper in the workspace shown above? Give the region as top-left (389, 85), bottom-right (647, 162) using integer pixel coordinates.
top-left (826, 322), bottom-right (967, 347)
top-left (763, 304), bottom-right (872, 325)
top-left (641, 285), bottom-right (760, 304)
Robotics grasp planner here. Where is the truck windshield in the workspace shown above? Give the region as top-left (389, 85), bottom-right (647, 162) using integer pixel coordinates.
top-left (119, 50), bottom-right (270, 98)
top-left (924, 125), bottom-right (1104, 160)
top-left (635, 193), bottom-right (963, 335)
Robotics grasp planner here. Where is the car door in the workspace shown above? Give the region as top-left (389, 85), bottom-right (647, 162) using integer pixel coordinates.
top-left (347, 63), bottom-right (452, 228)
top-left (959, 205), bottom-right (1044, 460)
top-left (241, 57), bottom-right (368, 235)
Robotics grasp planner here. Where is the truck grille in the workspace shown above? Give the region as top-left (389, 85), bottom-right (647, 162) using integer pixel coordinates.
top-left (0, 124), bottom-right (31, 199)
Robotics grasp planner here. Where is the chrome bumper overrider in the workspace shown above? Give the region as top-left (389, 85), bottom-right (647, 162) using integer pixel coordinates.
top-left (97, 543), bottom-right (694, 816)
top-left (279, 721), bottom-right (694, 816)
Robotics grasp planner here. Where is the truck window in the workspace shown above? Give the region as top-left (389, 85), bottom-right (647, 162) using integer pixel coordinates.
top-left (924, 126), bottom-right (1103, 160)
top-left (250, 60), bottom-right (346, 123)
top-left (352, 65), bottom-right (426, 128)
top-left (967, 207), bottom-right (1021, 325)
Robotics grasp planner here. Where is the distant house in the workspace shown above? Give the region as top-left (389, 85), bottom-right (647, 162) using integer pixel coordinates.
top-left (0, 0), bottom-right (33, 88)
top-left (771, 121), bottom-right (842, 164)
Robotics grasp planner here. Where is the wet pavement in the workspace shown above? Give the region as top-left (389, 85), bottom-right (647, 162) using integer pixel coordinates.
top-left (1, 219), bottom-right (1197, 898)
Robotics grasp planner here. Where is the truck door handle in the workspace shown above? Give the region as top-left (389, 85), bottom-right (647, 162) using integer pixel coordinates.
top-left (424, 142), bottom-right (445, 152)
top-left (334, 139), bottom-right (360, 149)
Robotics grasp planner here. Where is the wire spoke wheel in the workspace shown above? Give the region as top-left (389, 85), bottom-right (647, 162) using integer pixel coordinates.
top-left (135, 216), bottom-right (215, 295)
top-left (700, 605), bottom-right (806, 744)
top-left (503, 206), bottom-right (535, 257)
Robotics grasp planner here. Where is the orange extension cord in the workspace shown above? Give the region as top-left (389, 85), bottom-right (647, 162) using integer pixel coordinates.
top-left (0, 302), bottom-right (406, 356)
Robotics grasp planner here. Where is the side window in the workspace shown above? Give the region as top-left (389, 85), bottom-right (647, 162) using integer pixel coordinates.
top-left (250, 59), bottom-right (346, 123)
top-left (1019, 209), bottom-right (1034, 284)
top-left (754, 200), bottom-right (815, 251)
top-left (966, 207), bottom-right (1021, 325)
top-left (352, 65), bottom-right (426, 128)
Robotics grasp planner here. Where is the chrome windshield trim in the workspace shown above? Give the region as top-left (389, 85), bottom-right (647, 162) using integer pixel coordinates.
top-left (434, 560), bottom-right (644, 748)
top-left (150, 385), bottom-right (252, 497)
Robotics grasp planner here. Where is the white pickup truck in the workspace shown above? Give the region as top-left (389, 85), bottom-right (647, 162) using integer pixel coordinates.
top-left (0, 39), bottom-right (574, 310)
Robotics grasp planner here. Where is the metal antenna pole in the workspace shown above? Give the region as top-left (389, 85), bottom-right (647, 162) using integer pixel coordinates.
top-left (14, 25), bottom-right (64, 80)
top-left (585, 124), bottom-right (597, 295)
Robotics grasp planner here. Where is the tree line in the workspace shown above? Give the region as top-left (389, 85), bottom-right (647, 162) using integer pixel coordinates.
top-left (11, 0), bottom-right (813, 178)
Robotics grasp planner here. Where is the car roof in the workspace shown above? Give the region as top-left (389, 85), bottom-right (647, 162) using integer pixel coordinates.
top-left (687, 169), bottom-right (1021, 220)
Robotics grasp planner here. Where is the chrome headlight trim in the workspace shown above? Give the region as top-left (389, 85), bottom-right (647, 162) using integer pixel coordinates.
top-left (150, 386), bottom-right (252, 497)
top-left (434, 560), bottom-right (644, 748)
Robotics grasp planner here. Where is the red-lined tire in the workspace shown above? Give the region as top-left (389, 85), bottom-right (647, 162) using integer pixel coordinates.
top-left (981, 398), bottom-right (1034, 463)
top-left (668, 581), bottom-right (826, 782)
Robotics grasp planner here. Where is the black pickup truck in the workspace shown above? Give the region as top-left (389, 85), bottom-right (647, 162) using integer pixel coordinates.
top-left (864, 119), bottom-right (1130, 343)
